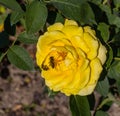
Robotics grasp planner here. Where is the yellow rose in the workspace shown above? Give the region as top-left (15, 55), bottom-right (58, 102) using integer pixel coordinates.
top-left (36, 19), bottom-right (107, 96)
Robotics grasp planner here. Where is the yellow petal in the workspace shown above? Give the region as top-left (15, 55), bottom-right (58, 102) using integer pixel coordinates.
top-left (47, 23), bottom-right (63, 31)
top-left (78, 83), bottom-right (97, 96)
top-left (70, 36), bottom-right (89, 53)
top-left (65, 45), bottom-right (78, 60)
top-left (62, 25), bottom-right (83, 38)
top-left (84, 26), bottom-right (96, 39)
top-left (43, 69), bottom-right (74, 91)
top-left (98, 43), bottom-right (107, 64)
top-left (78, 58), bottom-right (102, 95)
top-left (36, 31), bottom-right (66, 66)
top-left (84, 32), bottom-right (99, 59)
top-left (64, 19), bottom-right (78, 26)
top-left (62, 66), bottom-right (90, 96)
top-left (76, 66), bottom-right (90, 89)
top-left (39, 31), bottom-right (66, 49)
top-left (89, 58), bottom-right (102, 84)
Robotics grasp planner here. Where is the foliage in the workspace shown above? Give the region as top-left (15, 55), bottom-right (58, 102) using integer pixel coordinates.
top-left (0, 0), bottom-right (120, 115)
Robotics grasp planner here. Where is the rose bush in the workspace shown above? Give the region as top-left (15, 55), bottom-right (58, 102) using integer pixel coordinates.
top-left (36, 19), bottom-right (107, 96)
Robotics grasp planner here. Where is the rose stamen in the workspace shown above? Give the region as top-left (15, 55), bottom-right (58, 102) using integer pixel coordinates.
top-left (49, 51), bottom-right (67, 69)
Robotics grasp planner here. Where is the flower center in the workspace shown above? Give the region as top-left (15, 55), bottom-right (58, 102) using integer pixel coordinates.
top-left (41, 50), bottom-right (68, 71)
top-left (41, 46), bottom-right (82, 71)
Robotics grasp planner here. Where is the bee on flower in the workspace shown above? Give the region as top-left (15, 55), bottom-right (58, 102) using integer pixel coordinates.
top-left (36, 19), bottom-right (107, 96)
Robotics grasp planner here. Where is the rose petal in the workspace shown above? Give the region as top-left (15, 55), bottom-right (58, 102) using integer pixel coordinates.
top-left (78, 83), bottom-right (97, 96)
top-left (36, 31), bottom-right (66, 66)
top-left (64, 19), bottom-right (78, 26)
top-left (84, 32), bottom-right (99, 59)
top-left (98, 43), bottom-right (107, 64)
top-left (47, 23), bottom-right (63, 31)
top-left (84, 26), bottom-right (96, 39)
top-left (62, 25), bottom-right (83, 38)
top-left (70, 36), bottom-right (89, 53)
top-left (62, 66), bottom-right (90, 96)
top-left (89, 58), bottom-right (102, 84)
top-left (43, 69), bottom-right (75, 91)
top-left (78, 58), bottom-right (102, 95)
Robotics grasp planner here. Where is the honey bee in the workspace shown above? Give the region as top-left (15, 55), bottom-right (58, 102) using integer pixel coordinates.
top-left (49, 56), bottom-right (55, 68)
top-left (41, 56), bottom-right (56, 70)
top-left (41, 64), bottom-right (49, 71)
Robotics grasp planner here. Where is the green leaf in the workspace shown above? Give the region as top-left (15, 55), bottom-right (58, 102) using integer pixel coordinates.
top-left (47, 10), bottom-right (57, 24)
top-left (107, 60), bottom-right (120, 80)
top-left (50, 0), bottom-right (96, 25)
top-left (25, 1), bottom-right (47, 34)
top-left (89, 0), bottom-right (102, 5)
top-left (96, 77), bottom-right (109, 96)
top-left (97, 95), bottom-right (113, 111)
top-left (47, 87), bottom-right (59, 98)
top-left (99, 4), bottom-right (120, 28)
top-left (113, 0), bottom-right (120, 8)
top-left (99, 4), bottom-right (111, 14)
top-left (0, 52), bottom-right (2, 56)
top-left (105, 45), bottom-right (113, 69)
top-left (0, 53), bottom-right (5, 62)
top-left (69, 95), bottom-right (91, 116)
top-left (117, 48), bottom-right (120, 57)
top-left (107, 93), bottom-right (120, 106)
top-left (18, 31), bottom-right (38, 44)
top-left (0, 31), bottom-right (9, 48)
top-left (95, 111), bottom-right (109, 116)
top-left (107, 13), bottom-right (120, 28)
top-left (55, 13), bottom-right (64, 23)
top-left (97, 23), bottom-right (109, 42)
top-left (0, 0), bottom-right (23, 12)
top-left (4, 14), bottom-right (16, 36)
top-left (112, 31), bottom-right (120, 46)
top-left (7, 45), bottom-right (34, 71)
top-left (87, 94), bottom-right (95, 110)
top-left (10, 11), bottom-right (24, 25)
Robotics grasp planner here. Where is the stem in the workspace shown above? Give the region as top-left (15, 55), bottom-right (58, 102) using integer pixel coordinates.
top-left (0, 39), bottom-right (17, 62)
top-left (114, 57), bottom-right (120, 61)
top-left (25, 0), bottom-right (30, 4)
top-left (97, 98), bottom-right (112, 110)
top-left (107, 39), bottom-right (114, 44)
top-left (103, 0), bottom-right (108, 5)
top-left (97, 93), bottom-right (120, 110)
top-left (0, 50), bottom-right (8, 62)
top-left (43, 0), bottom-right (51, 3)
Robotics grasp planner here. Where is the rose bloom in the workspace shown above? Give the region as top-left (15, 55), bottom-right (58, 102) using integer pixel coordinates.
top-left (36, 19), bottom-right (107, 96)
